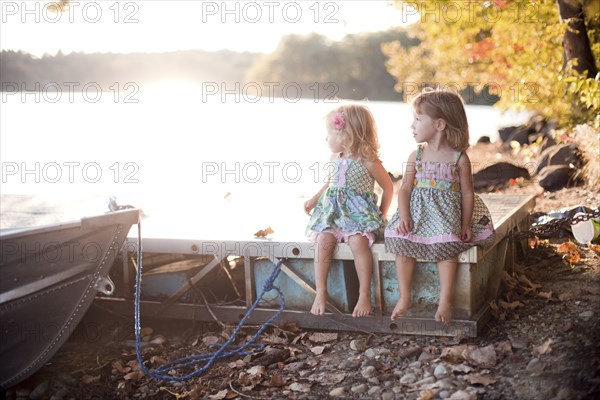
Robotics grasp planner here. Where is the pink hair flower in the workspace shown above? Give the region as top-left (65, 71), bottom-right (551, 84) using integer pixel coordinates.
top-left (332, 111), bottom-right (345, 130)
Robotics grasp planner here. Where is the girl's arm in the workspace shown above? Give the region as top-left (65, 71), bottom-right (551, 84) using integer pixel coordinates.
top-left (365, 159), bottom-right (394, 216)
top-left (304, 153), bottom-right (337, 215)
top-left (458, 152), bottom-right (474, 242)
top-left (396, 150), bottom-right (417, 235)
top-left (304, 182), bottom-right (328, 215)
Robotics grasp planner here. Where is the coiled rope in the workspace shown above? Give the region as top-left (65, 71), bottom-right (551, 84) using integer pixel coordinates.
top-left (133, 221), bottom-right (286, 381)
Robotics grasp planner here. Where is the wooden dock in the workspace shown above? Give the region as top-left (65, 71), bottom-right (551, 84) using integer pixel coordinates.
top-left (97, 194), bottom-right (535, 337)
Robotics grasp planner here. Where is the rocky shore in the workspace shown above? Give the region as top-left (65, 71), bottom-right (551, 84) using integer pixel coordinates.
top-left (5, 224), bottom-right (599, 400)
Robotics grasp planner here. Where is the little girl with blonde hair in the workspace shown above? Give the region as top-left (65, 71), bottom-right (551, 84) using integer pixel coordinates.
top-left (305, 104), bottom-right (393, 317)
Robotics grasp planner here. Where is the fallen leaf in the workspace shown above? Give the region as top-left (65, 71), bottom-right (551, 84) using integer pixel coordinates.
top-left (558, 242), bottom-right (581, 264)
top-left (489, 300), bottom-right (506, 320)
top-left (264, 374), bottom-right (286, 387)
top-left (441, 345), bottom-right (467, 364)
top-left (159, 387), bottom-right (186, 399)
top-left (558, 241), bottom-right (578, 252)
top-left (528, 237), bottom-right (538, 249)
top-left (289, 382), bottom-right (311, 392)
top-left (350, 338), bottom-right (368, 352)
top-left (280, 321), bottom-right (301, 333)
top-left (462, 373), bottom-right (497, 385)
top-left (451, 363), bottom-right (474, 373)
top-left (442, 344), bottom-right (497, 367)
top-left (150, 335), bottom-right (166, 345)
top-left (225, 391), bottom-right (238, 399)
top-left (558, 291), bottom-right (574, 301)
top-left (262, 334), bottom-right (287, 344)
top-left (441, 345), bottom-right (469, 363)
top-left (238, 366), bottom-right (266, 388)
top-left (498, 300), bottom-right (524, 310)
top-left (448, 331), bottom-right (466, 345)
top-left (502, 271), bottom-right (519, 289)
top-left (448, 389), bottom-right (477, 400)
top-left (468, 344), bottom-right (497, 368)
top-left (532, 338), bottom-right (554, 356)
top-left (247, 365), bottom-right (266, 376)
top-left (537, 291), bottom-right (552, 301)
top-left (287, 346), bottom-right (303, 357)
top-left (150, 355), bottom-right (167, 365)
top-left (310, 345), bottom-right (326, 355)
top-left (124, 371), bottom-right (145, 381)
top-left (309, 332), bottom-right (338, 343)
top-left (254, 226), bottom-right (274, 238)
top-left (589, 244), bottom-right (600, 252)
top-left (140, 327), bottom-right (153, 337)
top-left (494, 340), bottom-right (513, 356)
top-left (253, 348), bottom-right (290, 366)
top-left (112, 361), bottom-right (127, 374)
top-left (228, 360), bottom-right (246, 369)
top-left (81, 374), bottom-right (100, 384)
top-left (208, 389), bottom-right (228, 400)
top-left (518, 274), bottom-right (541, 290)
top-left (203, 336), bottom-right (220, 347)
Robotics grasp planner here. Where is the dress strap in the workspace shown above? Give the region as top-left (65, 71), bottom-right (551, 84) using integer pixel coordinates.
top-left (416, 145), bottom-right (424, 161)
top-left (455, 151), bottom-right (462, 163)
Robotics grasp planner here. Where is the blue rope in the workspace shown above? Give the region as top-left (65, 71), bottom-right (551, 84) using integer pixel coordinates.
top-left (133, 221), bottom-right (287, 381)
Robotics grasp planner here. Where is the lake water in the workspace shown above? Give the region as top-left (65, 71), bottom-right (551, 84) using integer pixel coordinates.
top-left (0, 85), bottom-right (528, 236)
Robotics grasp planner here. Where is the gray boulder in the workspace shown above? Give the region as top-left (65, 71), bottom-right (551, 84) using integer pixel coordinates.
top-left (473, 162), bottom-right (531, 192)
top-left (535, 143), bottom-right (583, 174)
top-left (537, 165), bottom-right (583, 192)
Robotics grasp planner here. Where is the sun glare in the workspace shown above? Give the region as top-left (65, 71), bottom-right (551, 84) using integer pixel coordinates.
top-left (2, 1), bottom-right (411, 56)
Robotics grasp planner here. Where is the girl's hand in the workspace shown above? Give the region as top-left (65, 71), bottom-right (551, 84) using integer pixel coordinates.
top-left (304, 198), bottom-right (317, 215)
top-left (461, 226), bottom-right (473, 242)
top-left (396, 216), bottom-right (413, 235)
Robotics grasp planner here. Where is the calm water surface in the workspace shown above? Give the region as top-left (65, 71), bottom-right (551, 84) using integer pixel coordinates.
top-left (1, 85), bottom-right (528, 235)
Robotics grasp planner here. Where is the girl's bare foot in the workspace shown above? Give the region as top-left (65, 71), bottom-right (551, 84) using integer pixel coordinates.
top-left (352, 294), bottom-right (372, 317)
top-left (390, 296), bottom-right (411, 320)
top-left (435, 301), bottom-right (452, 325)
top-left (311, 293), bottom-right (327, 315)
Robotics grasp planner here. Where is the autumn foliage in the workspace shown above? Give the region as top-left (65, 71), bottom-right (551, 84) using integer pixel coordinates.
top-left (383, 0), bottom-right (600, 127)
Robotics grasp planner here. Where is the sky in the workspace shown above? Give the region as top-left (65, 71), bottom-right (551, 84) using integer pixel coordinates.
top-left (0, 0), bottom-right (413, 56)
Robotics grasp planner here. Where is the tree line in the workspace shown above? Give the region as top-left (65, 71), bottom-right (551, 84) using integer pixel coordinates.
top-left (0, 28), bottom-right (498, 105)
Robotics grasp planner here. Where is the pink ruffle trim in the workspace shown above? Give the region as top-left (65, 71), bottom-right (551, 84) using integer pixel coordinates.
top-left (384, 224), bottom-right (494, 244)
top-left (311, 228), bottom-right (376, 247)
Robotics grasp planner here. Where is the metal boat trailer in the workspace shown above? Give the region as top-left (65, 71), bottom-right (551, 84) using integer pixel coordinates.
top-left (96, 195), bottom-right (535, 337)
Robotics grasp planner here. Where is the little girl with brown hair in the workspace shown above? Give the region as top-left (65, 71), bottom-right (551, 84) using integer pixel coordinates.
top-left (385, 88), bottom-right (495, 324)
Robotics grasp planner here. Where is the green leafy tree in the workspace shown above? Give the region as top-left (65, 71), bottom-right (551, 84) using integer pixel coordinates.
top-left (382, 0), bottom-right (599, 127)
top-left (245, 30), bottom-right (420, 101)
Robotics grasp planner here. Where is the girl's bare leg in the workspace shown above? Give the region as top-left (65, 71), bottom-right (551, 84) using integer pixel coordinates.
top-left (347, 234), bottom-right (373, 317)
top-left (391, 255), bottom-right (415, 320)
top-left (311, 232), bottom-right (337, 315)
top-left (436, 259), bottom-right (458, 324)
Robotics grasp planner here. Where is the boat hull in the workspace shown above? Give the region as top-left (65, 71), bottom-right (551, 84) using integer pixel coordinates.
top-left (0, 209), bottom-right (139, 390)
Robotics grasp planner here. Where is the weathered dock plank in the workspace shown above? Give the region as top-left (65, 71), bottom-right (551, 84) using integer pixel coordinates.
top-left (98, 194), bottom-right (535, 337)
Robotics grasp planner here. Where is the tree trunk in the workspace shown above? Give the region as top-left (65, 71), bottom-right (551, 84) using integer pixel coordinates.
top-left (555, 0), bottom-right (598, 78)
